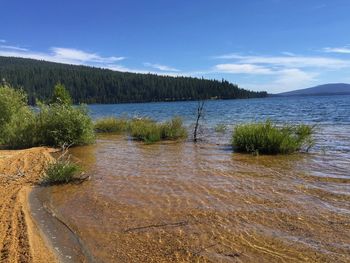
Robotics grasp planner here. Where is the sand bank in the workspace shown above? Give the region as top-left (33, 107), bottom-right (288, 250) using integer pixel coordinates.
top-left (0, 147), bottom-right (57, 263)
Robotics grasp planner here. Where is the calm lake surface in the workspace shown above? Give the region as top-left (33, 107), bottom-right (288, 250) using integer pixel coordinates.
top-left (42, 96), bottom-right (350, 262)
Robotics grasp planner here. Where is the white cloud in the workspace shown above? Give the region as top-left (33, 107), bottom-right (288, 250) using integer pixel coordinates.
top-left (143, 62), bottom-right (180, 72)
top-left (243, 69), bottom-right (317, 94)
top-left (281, 51), bottom-right (296, 56)
top-left (214, 63), bottom-right (273, 75)
top-left (50, 47), bottom-right (125, 64)
top-left (105, 65), bottom-right (186, 77)
top-left (0, 46), bottom-right (125, 66)
top-left (323, 46), bottom-right (350, 54)
top-left (0, 39), bottom-right (6, 43)
top-left (214, 53), bottom-right (350, 69)
top-left (273, 69), bottom-right (317, 89)
top-left (211, 52), bottom-right (332, 93)
top-left (0, 45), bottom-right (186, 77)
top-left (0, 45), bottom-right (28, 51)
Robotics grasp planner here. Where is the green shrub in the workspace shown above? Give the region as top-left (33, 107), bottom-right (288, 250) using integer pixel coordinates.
top-left (37, 103), bottom-right (95, 147)
top-left (50, 83), bottom-right (73, 105)
top-left (36, 83), bottom-right (95, 147)
top-left (129, 117), bottom-right (187, 143)
top-left (0, 84), bottom-right (37, 148)
top-left (2, 107), bottom-right (37, 149)
top-left (232, 120), bottom-right (315, 155)
top-left (94, 117), bottom-right (129, 133)
top-left (43, 159), bottom-right (81, 184)
top-left (129, 118), bottom-right (162, 143)
top-left (161, 116), bottom-right (187, 140)
top-left (0, 84), bottom-right (27, 129)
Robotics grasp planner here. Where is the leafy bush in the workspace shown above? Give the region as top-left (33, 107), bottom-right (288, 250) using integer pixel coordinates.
top-left (0, 84), bottom-right (37, 148)
top-left (232, 120), bottom-right (315, 155)
top-left (0, 83), bottom-right (95, 149)
top-left (43, 158), bottom-right (81, 184)
top-left (94, 117), bottom-right (129, 133)
top-left (37, 103), bottom-right (95, 147)
top-left (50, 83), bottom-right (73, 105)
top-left (37, 83), bottom-right (95, 147)
top-left (2, 107), bottom-right (38, 149)
top-left (0, 83), bottom-right (187, 148)
top-left (0, 84), bottom-right (27, 128)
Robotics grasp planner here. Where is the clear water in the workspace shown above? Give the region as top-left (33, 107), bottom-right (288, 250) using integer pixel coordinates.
top-left (89, 95), bottom-right (350, 125)
top-left (89, 95), bottom-right (350, 155)
top-left (41, 96), bottom-right (350, 262)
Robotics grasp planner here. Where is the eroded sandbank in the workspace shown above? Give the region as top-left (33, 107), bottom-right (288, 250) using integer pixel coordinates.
top-left (0, 147), bottom-right (58, 263)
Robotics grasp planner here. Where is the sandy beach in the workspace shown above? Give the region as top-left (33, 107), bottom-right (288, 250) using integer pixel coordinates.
top-left (0, 147), bottom-right (57, 263)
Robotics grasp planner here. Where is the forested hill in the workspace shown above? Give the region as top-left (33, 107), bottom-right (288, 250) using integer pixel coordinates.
top-left (0, 56), bottom-right (267, 104)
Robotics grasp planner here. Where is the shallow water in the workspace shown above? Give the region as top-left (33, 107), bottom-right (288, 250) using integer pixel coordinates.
top-left (43, 96), bottom-right (350, 262)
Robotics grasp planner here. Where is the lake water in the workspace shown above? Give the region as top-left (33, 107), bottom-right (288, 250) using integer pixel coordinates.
top-left (38, 96), bottom-right (350, 262)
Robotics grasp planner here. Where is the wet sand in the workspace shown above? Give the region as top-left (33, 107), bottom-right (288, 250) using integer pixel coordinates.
top-left (0, 147), bottom-right (57, 263)
top-left (40, 135), bottom-right (350, 262)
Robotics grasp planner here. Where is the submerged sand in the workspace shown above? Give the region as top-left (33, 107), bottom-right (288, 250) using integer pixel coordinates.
top-left (0, 147), bottom-right (57, 263)
top-left (45, 136), bottom-right (350, 262)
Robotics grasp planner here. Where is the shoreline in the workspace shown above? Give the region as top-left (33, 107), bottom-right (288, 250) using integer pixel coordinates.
top-left (0, 147), bottom-right (58, 263)
top-left (29, 186), bottom-right (93, 263)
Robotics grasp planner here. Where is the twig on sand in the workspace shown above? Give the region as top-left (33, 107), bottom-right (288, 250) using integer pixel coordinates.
top-left (124, 220), bottom-right (189, 233)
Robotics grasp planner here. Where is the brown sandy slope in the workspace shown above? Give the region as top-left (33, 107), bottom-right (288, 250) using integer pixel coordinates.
top-left (0, 147), bottom-right (57, 263)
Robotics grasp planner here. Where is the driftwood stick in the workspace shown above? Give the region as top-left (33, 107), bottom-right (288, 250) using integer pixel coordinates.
top-left (124, 220), bottom-right (188, 233)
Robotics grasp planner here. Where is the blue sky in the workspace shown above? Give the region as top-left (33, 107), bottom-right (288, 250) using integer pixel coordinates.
top-left (1, 0), bottom-right (350, 93)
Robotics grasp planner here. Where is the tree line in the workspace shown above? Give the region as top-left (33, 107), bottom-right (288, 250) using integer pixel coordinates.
top-left (0, 56), bottom-right (267, 104)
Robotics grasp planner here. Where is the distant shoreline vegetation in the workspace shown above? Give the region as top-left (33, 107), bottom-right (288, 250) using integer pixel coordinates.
top-left (0, 56), bottom-right (267, 105)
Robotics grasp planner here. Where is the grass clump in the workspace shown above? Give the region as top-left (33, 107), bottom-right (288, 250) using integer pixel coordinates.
top-left (94, 117), bottom-right (129, 133)
top-left (232, 120), bottom-right (314, 155)
top-left (129, 117), bottom-right (187, 143)
top-left (161, 116), bottom-right (187, 140)
top-left (43, 159), bottom-right (81, 184)
top-left (129, 118), bottom-right (162, 143)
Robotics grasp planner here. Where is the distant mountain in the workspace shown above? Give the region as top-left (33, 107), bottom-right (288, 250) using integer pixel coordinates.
top-left (0, 56), bottom-right (267, 104)
top-left (278, 83), bottom-right (350, 96)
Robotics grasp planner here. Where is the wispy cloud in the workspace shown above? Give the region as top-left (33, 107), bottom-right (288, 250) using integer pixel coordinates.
top-left (0, 45), bottom-right (28, 51)
top-left (0, 46), bottom-right (125, 66)
top-left (214, 53), bottom-right (350, 69)
top-left (110, 67), bottom-right (183, 77)
top-left (281, 51), bottom-right (296, 56)
top-left (0, 44), bottom-right (186, 77)
top-left (323, 46), bottom-right (350, 54)
top-left (210, 52), bottom-right (342, 93)
top-left (214, 63), bottom-right (273, 75)
top-left (243, 69), bottom-right (318, 94)
top-left (0, 39), bottom-right (6, 43)
top-left (50, 47), bottom-right (125, 64)
top-left (2, 41), bottom-right (348, 93)
top-left (143, 62), bottom-right (180, 72)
